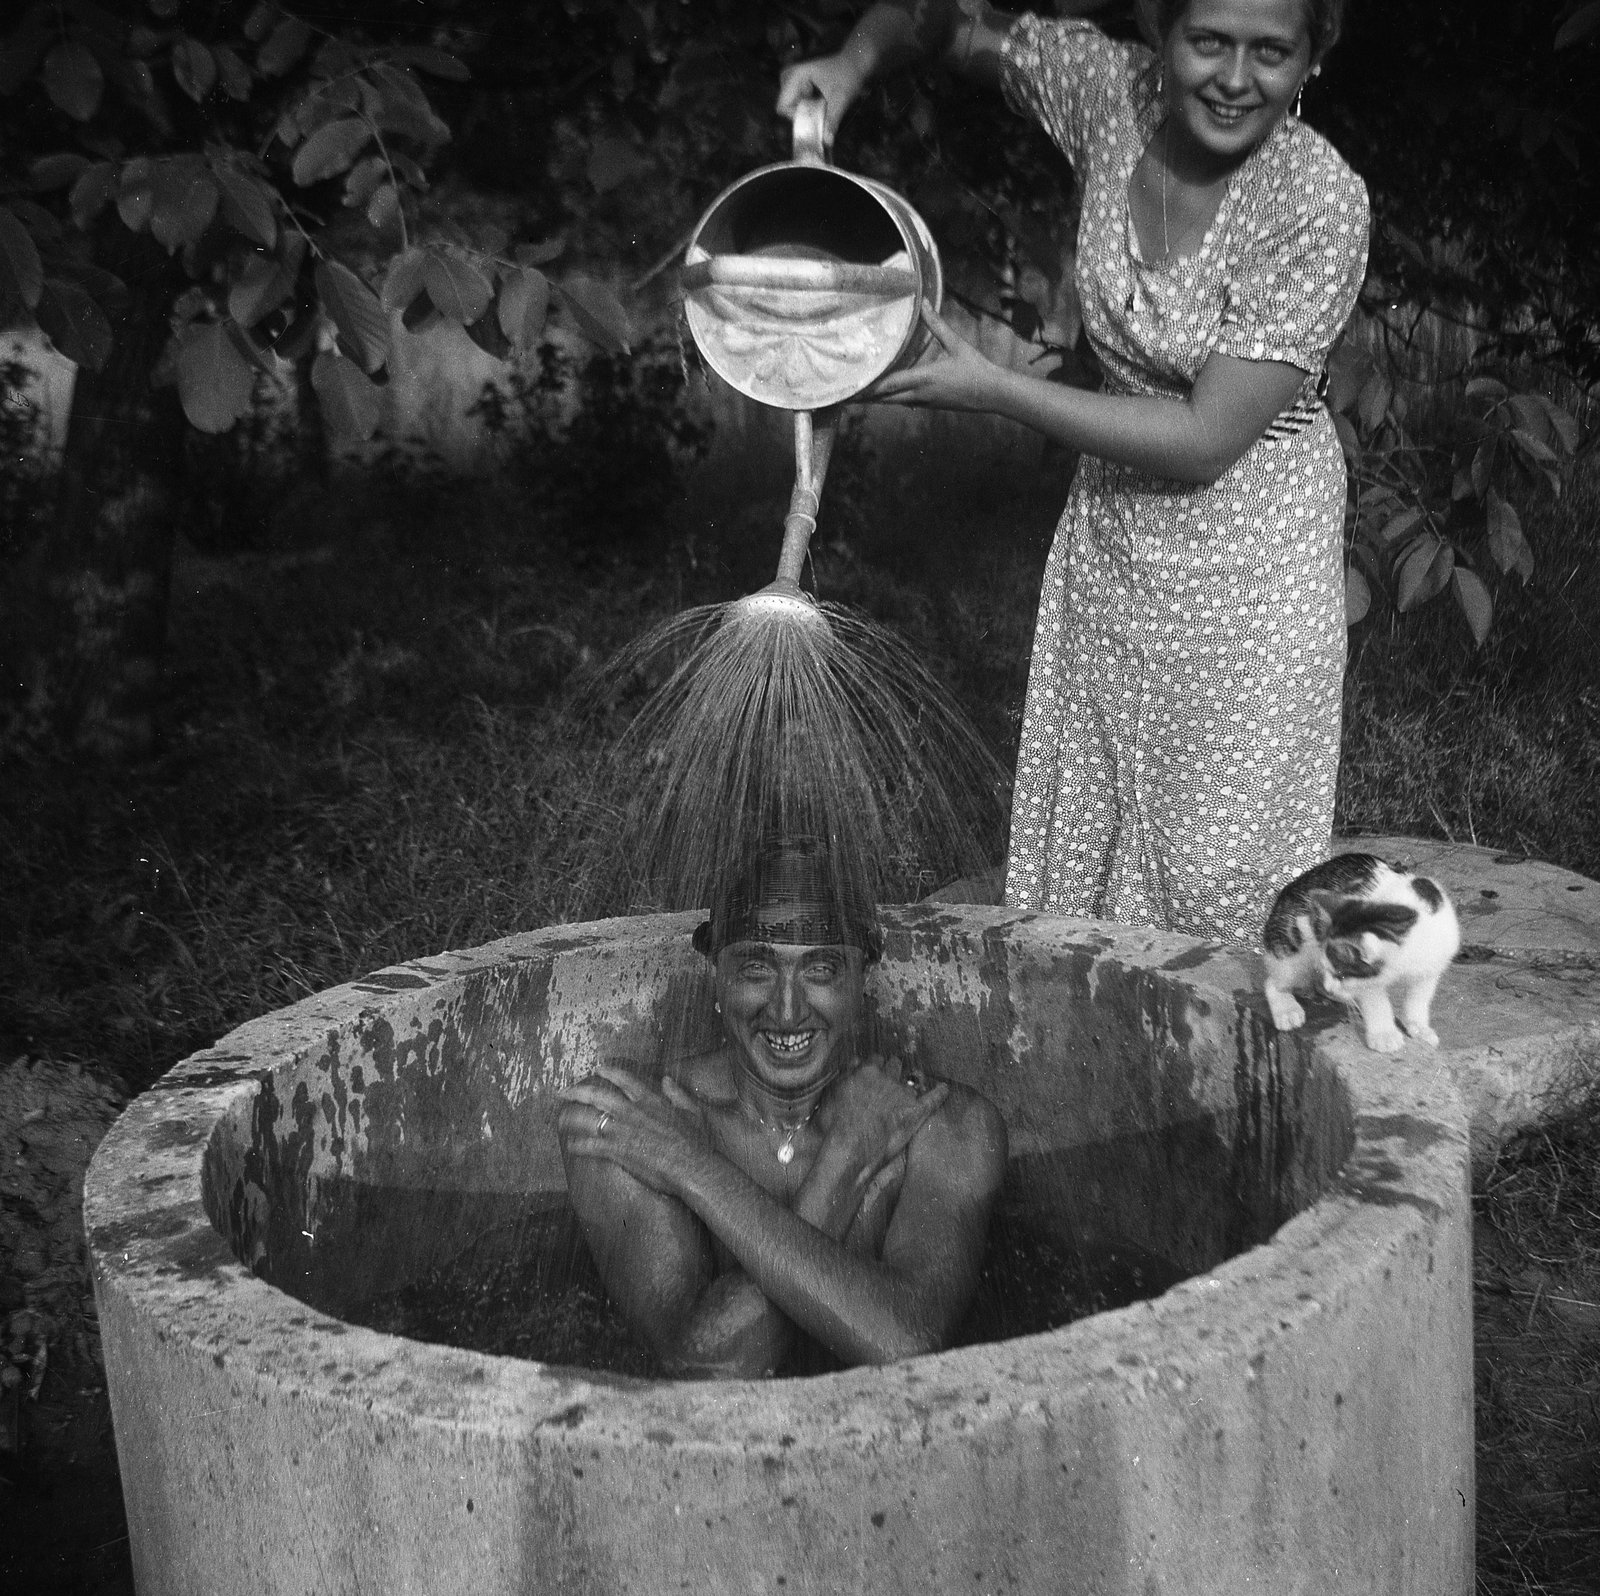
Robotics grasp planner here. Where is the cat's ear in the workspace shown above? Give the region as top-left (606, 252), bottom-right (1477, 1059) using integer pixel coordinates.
top-left (1307, 889), bottom-right (1344, 936)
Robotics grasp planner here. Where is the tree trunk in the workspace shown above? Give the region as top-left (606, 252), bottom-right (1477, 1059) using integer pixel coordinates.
top-left (22, 233), bottom-right (188, 763)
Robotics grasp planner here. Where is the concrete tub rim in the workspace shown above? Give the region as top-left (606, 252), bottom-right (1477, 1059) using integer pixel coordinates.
top-left (84, 904), bottom-right (1469, 1458)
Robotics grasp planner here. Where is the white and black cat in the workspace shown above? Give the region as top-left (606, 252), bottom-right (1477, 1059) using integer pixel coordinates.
top-left (1262, 853), bottom-right (1461, 1053)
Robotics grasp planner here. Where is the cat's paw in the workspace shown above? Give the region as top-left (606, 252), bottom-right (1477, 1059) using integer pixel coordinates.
top-left (1364, 1026), bottom-right (1406, 1054)
top-left (1401, 1022), bottom-right (1440, 1048)
top-left (1266, 990), bottom-right (1305, 1031)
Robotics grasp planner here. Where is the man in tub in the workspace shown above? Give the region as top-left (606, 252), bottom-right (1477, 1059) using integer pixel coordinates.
top-left (558, 837), bottom-right (1007, 1377)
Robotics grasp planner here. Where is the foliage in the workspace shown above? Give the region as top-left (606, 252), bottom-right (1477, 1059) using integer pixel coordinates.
top-left (469, 334), bottom-right (711, 549)
top-left (1330, 311), bottom-right (1583, 645)
top-left (0, 0), bottom-right (633, 450)
top-left (0, 356), bottom-right (51, 558)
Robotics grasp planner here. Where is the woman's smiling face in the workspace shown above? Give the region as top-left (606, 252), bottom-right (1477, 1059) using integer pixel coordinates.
top-left (716, 931), bottom-right (867, 1096)
top-left (1162, 0), bottom-right (1314, 168)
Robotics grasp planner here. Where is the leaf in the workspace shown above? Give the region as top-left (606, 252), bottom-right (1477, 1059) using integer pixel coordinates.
top-left (312, 349), bottom-right (381, 444)
top-left (0, 206), bottom-right (45, 310)
top-left (1396, 534), bottom-right (1454, 613)
top-left (389, 45), bottom-right (471, 80)
top-left (423, 251), bottom-right (493, 325)
top-left (464, 311), bottom-right (511, 360)
top-left (31, 152), bottom-right (92, 191)
top-left (213, 42), bottom-right (251, 101)
top-left (1531, 393), bottom-right (1580, 453)
top-left (243, 3), bottom-right (279, 45)
top-left (1555, 1), bottom-right (1600, 48)
top-left (366, 64), bottom-right (451, 145)
top-left (1464, 375), bottom-right (1508, 404)
top-left (315, 259), bottom-right (390, 373)
top-left (43, 41), bottom-right (104, 120)
top-left (213, 165), bottom-right (277, 247)
top-left (292, 119), bottom-right (373, 186)
top-left (1379, 507), bottom-right (1425, 544)
top-left (176, 321), bottom-right (257, 432)
top-left (366, 184), bottom-right (399, 232)
top-left (172, 37), bottom-right (216, 102)
top-left (1485, 490), bottom-right (1534, 582)
top-left (1452, 568), bottom-right (1493, 647)
top-left (497, 266), bottom-right (550, 349)
top-left (149, 0), bottom-right (183, 16)
top-left (554, 274), bottom-right (631, 353)
top-left (150, 160), bottom-right (219, 251)
top-left (515, 237), bottom-right (564, 267)
top-left (1357, 372), bottom-right (1392, 435)
top-left (1332, 410), bottom-right (1359, 462)
top-left (586, 135), bottom-right (651, 193)
top-left (389, 151), bottom-right (428, 189)
top-left (8, 197), bottom-right (61, 246)
top-left (1470, 436), bottom-right (1497, 498)
top-left (50, 259), bottom-right (129, 317)
top-left (228, 255), bottom-right (294, 327)
top-left (35, 275), bottom-right (113, 370)
top-left (1508, 427), bottom-right (1558, 468)
top-left (258, 16), bottom-right (312, 77)
top-left (1344, 566), bottom-right (1371, 627)
top-left (343, 154), bottom-right (388, 208)
top-left (381, 247), bottom-right (429, 311)
top-left (223, 316), bottom-right (276, 375)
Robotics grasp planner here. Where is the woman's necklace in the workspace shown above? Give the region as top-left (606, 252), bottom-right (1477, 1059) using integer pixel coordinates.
top-left (1160, 125), bottom-right (1171, 261)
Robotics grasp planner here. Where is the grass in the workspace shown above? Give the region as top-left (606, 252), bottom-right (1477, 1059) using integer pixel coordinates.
top-left (2, 422), bottom-right (1598, 1592)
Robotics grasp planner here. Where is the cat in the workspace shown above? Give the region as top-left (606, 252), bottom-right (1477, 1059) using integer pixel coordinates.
top-left (1262, 853), bottom-right (1461, 1053)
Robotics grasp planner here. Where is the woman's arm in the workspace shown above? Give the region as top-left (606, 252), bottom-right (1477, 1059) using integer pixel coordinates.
top-left (777, 2), bottom-right (1022, 143)
top-left (874, 301), bottom-right (1308, 483)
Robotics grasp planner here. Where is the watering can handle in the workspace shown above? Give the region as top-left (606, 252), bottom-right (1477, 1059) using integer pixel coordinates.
top-left (792, 96), bottom-right (830, 165)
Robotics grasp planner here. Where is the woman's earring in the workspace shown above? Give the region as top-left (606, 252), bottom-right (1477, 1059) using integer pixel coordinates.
top-left (1294, 79), bottom-right (1306, 119)
top-left (714, 1001), bottom-right (721, 1014)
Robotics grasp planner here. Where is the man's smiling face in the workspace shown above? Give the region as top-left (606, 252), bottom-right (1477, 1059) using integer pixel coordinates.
top-left (716, 927), bottom-right (867, 1096)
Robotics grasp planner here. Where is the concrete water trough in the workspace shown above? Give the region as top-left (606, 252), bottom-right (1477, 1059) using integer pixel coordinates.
top-left (91, 847), bottom-right (1576, 1596)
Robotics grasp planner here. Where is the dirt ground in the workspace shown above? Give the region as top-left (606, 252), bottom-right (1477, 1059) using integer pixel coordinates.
top-left (1, 1057), bottom-right (134, 1595)
top-left (3, 1049), bottom-right (1597, 1596)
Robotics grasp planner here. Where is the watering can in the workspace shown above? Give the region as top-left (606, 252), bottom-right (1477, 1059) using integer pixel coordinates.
top-left (682, 99), bottom-right (944, 603)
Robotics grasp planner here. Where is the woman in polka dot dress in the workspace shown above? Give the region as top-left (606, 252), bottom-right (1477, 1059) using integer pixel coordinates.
top-left (780, 0), bottom-right (1369, 946)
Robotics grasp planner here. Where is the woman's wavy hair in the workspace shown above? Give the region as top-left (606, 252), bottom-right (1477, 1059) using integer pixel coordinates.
top-left (1137, 0), bottom-right (1346, 61)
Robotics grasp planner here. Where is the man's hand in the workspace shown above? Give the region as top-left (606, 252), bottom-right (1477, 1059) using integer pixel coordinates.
top-left (558, 1064), bottom-right (714, 1200)
top-left (814, 1055), bottom-right (949, 1189)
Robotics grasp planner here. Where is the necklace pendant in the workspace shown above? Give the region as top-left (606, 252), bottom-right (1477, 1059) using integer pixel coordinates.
top-left (777, 1139), bottom-right (796, 1165)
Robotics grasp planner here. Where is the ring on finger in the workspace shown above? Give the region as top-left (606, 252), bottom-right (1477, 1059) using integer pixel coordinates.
top-left (597, 1112), bottom-right (612, 1135)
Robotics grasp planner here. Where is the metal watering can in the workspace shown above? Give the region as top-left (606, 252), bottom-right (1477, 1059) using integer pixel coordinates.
top-left (682, 99), bottom-right (944, 609)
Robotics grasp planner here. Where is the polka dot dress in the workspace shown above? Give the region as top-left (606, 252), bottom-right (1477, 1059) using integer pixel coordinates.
top-left (999, 17), bottom-right (1370, 947)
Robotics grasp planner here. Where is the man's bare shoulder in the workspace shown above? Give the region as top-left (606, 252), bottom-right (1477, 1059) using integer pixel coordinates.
top-left (914, 1079), bottom-right (1008, 1194)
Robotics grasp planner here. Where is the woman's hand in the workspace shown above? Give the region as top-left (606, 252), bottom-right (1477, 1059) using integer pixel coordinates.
top-left (558, 1065), bottom-right (715, 1201)
top-left (869, 301), bottom-right (1007, 414)
top-left (776, 56), bottom-right (866, 148)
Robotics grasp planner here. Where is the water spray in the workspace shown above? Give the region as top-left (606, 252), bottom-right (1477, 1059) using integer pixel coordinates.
top-left (572, 101), bottom-right (1006, 921)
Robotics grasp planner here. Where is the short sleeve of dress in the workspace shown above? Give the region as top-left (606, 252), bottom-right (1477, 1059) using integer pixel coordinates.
top-left (1000, 15), bottom-right (1135, 173)
top-left (1213, 135), bottom-right (1371, 372)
